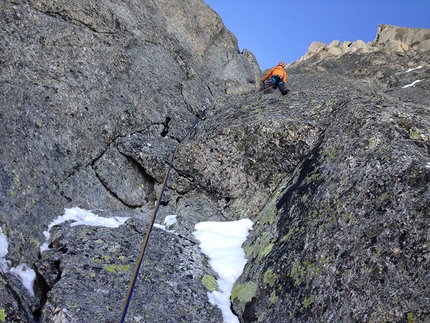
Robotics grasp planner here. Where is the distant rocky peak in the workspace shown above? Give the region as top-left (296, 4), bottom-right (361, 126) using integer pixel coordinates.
top-left (295, 24), bottom-right (430, 65)
top-left (372, 24), bottom-right (430, 52)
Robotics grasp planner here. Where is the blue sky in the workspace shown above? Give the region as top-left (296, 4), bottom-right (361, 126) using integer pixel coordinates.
top-left (204, 0), bottom-right (430, 70)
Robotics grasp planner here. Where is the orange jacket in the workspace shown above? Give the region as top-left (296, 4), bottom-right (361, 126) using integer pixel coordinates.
top-left (262, 65), bottom-right (287, 84)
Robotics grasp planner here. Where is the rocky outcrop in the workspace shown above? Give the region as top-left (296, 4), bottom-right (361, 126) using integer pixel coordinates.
top-left (1, 0), bottom-right (429, 322)
top-left (371, 24), bottom-right (430, 52)
top-left (296, 24), bottom-right (430, 64)
top-left (232, 68), bottom-right (430, 323)
top-left (0, 0), bottom-right (258, 262)
top-left (230, 27), bottom-right (429, 322)
top-left (0, 0), bottom-right (259, 321)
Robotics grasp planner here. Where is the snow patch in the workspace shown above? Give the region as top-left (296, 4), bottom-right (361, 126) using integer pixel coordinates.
top-left (154, 214), bottom-right (178, 233)
top-left (402, 80), bottom-right (423, 88)
top-left (9, 264), bottom-right (36, 297)
top-left (0, 228), bottom-right (37, 297)
top-left (0, 228), bottom-right (9, 273)
top-left (40, 207), bottom-right (130, 253)
top-left (406, 66), bottom-right (422, 73)
top-left (193, 219), bottom-right (253, 323)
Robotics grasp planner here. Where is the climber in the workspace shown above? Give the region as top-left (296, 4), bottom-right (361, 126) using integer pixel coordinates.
top-left (260, 61), bottom-right (290, 95)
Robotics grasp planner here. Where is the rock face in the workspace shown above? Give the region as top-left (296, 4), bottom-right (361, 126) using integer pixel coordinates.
top-left (372, 24), bottom-right (430, 52)
top-left (229, 27), bottom-right (430, 323)
top-left (0, 0), bottom-right (258, 262)
top-left (298, 24), bottom-right (430, 63)
top-left (232, 72), bottom-right (430, 322)
top-left (1, 1), bottom-right (429, 322)
top-left (0, 0), bottom-right (258, 321)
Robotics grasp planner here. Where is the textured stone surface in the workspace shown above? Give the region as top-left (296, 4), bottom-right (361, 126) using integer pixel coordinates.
top-left (0, 0), bottom-right (429, 322)
top-left (0, 0), bottom-right (258, 321)
top-left (37, 214), bottom-right (222, 322)
top-left (0, 0), bottom-right (258, 260)
top-left (296, 24), bottom-right (430, 64)
top-left (232, 50), bottom-right (430, 323)
top-left (371, 24), bottom-right (430, 52)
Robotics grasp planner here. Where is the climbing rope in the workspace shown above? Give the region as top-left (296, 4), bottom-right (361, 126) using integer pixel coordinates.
top-left (119, 108), bottom-right (207, 323)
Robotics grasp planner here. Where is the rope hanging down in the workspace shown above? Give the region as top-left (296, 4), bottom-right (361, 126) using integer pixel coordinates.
top-left (119, 108), bottom-right (207, 323)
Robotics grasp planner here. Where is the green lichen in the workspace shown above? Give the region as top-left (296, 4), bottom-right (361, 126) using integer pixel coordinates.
top-left (231, 284), bottom-right (241, 301)
top-left (342, 212), bottom-right (351, 221)
top-left (291, 262), bottom-right (306, 286)
top-left (103, 264), bottom-right (130, 274)
top-left (368, 138), bottom-right (378, 149)
top-left (263, 268), bottom-right (277, 285)
top-left (302, 294), bottom-right (315, 310)
top-left (201, 274), bottom-right (217, 291)
top-left (236, 142), bottom-right (244, 151)
top-left (290, 261), bottom-right (322, 286)
top-left (409, 130), bottom-right (420, 140)
top-left (327, 147), bottom-right (337, 160)
top-left (269, 290), bottom-right (278, 304)
top-left (306, 261), bottom-right (323, 277)
top-left (231, 281), bottom-right (257, 303)
top-left (0, 308), bottom-right (6, 322)
top-left (406, 312), bottom-right (415, 323)
top-left (243, 243), bottom-right (253, 258)
top-left (261, 243), bottom-right (274, 257)
top-left (300, 193), bottom-right (309, 203)
top-left (117, 265), bottom-right (130, 271)
top-left (281, 227), bottom-right (298, 242)
top-left (12, 169), bottom-right (20, 187)
top-left (244, 231), bottom-right (274, 261)
top-left (9, 190), bottom-right (17, 199)
top-left (255, 204), bottom-right (276, 227)
top-left (102, 255), bottom-right (111, 261)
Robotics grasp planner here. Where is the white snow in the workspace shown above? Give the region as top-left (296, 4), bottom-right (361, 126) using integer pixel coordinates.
top-left (9, 264), bottom-right (36, 297)
top-left (406, 66), bottom-right (422, 73)
top-left (193, 219), bottom-right (253, 323)
top-left (4, 206), bottom-right (254, 319)
top-left (163, 215), bottom-right (177, 227)
top-left (402, 79), bottom-right (423, 88)
top-left (0, 228), bottom-right (37, 297)
top-left (0, 207), bottom-right (129, 299)
top-left (426, 162), bottom-right (430, 168)
top-left (154, 214), bottom-right (178, 233)
top-left (0, 228), bottom-right (9, 273)
top-left (401, 66), bottom-right (425, 88)
top-left (40, 207), bottom-right (130, 253)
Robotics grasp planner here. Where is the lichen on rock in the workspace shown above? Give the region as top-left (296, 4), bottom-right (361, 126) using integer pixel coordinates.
top-left (0, 0), bottom-right (429, 321)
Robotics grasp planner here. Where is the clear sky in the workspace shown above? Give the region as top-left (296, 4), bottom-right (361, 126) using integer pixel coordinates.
top-left (204, 0), bottom-right (430, 70)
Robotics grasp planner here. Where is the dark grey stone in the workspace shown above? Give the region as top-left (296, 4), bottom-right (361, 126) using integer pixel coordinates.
top-left (1, 0), bottom-right (429, 322)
